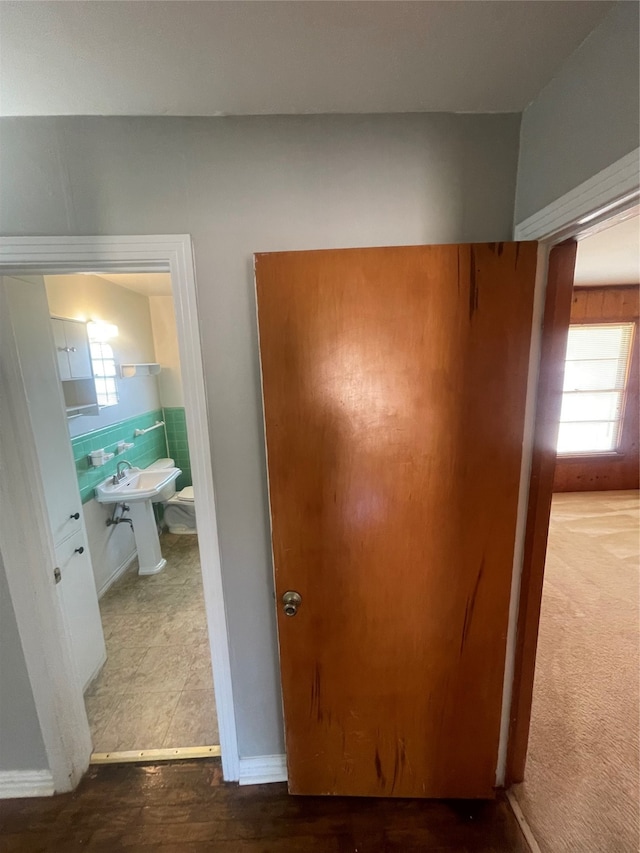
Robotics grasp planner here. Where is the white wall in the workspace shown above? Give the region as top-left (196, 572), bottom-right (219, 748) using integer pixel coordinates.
top-left (515, 2), bottom-right (640, 224)
top-left (44, 274), bottom-right (160, 437)
top-left (0, 550), bottom-right (49, 772)
top-left (82, 499), bottom-right (136, 598)
top-left (0, 113), bottom-right (521, 759)
top-left (149, 295), bottom-right (184, 408)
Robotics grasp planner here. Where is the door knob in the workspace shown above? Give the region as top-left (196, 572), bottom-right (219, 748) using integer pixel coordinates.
top-left (282, 591), bottom-right (302, 617)
top-left (74, 546), bottom-right (84, 555)
top-left (70, 512), bottom-right (80, 520)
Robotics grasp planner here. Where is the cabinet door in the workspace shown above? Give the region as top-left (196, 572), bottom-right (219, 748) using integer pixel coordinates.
top-left (3, 276), bottom-right (106, 688)
top-left (64, 320), bottom-right (94, 379)
top-left (51, 317), bottom-right (71, 380)
top-left (55, 529), bottom-right (106, 690)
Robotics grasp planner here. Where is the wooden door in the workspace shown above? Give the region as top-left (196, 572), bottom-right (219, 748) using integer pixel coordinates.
top-left (256, 243), bottom-right (538, 798)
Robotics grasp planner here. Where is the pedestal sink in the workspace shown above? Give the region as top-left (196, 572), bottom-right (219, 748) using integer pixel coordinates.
top-left (95, 466), bottom-right (181, 575)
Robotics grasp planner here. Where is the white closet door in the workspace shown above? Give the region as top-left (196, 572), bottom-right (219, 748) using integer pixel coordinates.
top-left (2, 275), bottom-right (106, 691)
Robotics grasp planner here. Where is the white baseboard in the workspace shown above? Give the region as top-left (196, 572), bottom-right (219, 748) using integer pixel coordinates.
top-left (0, 769), bottom-right (54, 799)
top-left (82, 649), bottom-right (107, 694)
top-left (98, 549), bottom-right (137, 598)
top-left (238, 754), bottom-right (287, 786)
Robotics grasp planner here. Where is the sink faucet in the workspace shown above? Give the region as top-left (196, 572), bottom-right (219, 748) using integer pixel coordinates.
top-left (113, 460), bottom-right (133, 484)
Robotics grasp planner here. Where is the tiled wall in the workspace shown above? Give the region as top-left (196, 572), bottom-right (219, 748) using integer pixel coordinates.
top-left (163, 407), bottom-right (192, 490)
top-left (71, 409), bottom-right (168, 503)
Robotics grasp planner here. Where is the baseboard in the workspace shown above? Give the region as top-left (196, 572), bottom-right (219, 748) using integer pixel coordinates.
top-left (0, 769), bottom-right (54, 799)
top-left (98, 549), bottom-right (137, 598)
top-left (506, 789), bottom-right (542, 853)
top-left (82, 649), bottom-right (108, 694)
top-left (238, 754), bottom-right (288, 786)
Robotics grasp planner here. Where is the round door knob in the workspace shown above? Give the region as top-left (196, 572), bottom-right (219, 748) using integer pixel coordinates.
top-left (282, 590), bottom-right (302, 617)
top-left (70, 512), bottom-right (80, 520)
top-left (74, 546), bottom-right (84, 555)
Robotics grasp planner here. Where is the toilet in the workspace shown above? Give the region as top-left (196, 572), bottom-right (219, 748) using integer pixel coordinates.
top-left (146, 457), bottom-right (197, 534)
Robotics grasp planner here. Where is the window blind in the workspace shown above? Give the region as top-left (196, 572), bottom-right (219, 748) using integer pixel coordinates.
top-left (557, 322), bottom-right (634, 454)
top-left (90, 341), bottom-right (119, 407)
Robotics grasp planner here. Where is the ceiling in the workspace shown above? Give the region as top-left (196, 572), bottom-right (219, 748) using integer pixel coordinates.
top-left (574, 214), bottom-right (640, 287)
top-left (0, 1), bottom-right (613, 117)
top-left (95, 274), bottom-right (173, 297)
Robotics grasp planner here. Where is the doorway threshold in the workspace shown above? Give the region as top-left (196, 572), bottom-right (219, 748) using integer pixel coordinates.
top-left (91, 745), bottom-right (221, 765)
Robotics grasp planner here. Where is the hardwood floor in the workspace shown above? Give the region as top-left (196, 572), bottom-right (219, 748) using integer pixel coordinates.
top-left (0, 760), bottom-right (530, 852)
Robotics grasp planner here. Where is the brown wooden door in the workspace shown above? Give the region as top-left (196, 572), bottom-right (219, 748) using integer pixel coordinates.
top-left (256, 243), bottom-right (538, 798)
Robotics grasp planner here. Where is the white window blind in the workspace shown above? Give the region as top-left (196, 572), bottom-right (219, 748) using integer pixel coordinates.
top-left (557, 322), bottom-right (634, 454)
top-left (89, 340), bottom-right (119, 407)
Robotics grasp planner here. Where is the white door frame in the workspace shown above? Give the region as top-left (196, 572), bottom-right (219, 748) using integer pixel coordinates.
top-left (0, 235), bottom-right (240, 787)
top-left (495, 147), bottom-right (640, 786)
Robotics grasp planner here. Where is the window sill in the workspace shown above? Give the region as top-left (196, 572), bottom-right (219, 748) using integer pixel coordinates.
top-left (556, 451), bottom-right (625, 461)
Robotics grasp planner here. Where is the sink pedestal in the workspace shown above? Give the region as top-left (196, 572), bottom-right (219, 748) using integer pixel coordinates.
top-left (129, 500), bottom-right (166, 575)
top-left (95, 466), bottom-right (180, 575)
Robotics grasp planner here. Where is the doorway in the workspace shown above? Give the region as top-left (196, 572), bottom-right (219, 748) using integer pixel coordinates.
top-left (41, 271), bottom-right (219, 759)
top-left (0, 236), bottom-right (239, 790)
top-left (511, 215), bottom-right (640, 850)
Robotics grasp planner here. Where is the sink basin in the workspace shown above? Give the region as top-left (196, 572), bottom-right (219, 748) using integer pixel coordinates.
top-left (95, 466), bottom-right (181, 503)
top-left (94, 465), bottom-right (182, 575)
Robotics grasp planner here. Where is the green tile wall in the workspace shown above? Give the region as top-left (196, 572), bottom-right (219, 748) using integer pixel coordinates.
top-left (71, 409), bottom-right (168, 503)
top-left (163, 407), bottom-right (192, 491)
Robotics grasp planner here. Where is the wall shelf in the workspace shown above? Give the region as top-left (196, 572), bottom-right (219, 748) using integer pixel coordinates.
top-left (62, 378), bottom-right (99, 420)
top-left (66, 403), bottom-right (100, 420)
top-left (120, 363), bottom-right (161, 379)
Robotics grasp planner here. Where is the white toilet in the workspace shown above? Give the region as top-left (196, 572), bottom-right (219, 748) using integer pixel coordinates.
top-left (146, 457), bottom-right (197, 534)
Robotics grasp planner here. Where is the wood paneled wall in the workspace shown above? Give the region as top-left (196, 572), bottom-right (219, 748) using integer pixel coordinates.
top-left (553, 285), bottom-right (639, 492)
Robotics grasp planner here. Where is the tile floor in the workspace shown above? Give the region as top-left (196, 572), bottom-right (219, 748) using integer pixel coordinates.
top-left (85, 533), bottom-right (219, 753)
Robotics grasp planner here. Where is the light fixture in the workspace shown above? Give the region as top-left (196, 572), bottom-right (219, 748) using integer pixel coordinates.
top-left (87, 320), bottom-right (119, 342)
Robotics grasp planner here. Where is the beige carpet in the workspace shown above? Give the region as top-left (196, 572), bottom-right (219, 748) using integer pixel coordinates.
top-left (514, 491), bottom-right (640, 853)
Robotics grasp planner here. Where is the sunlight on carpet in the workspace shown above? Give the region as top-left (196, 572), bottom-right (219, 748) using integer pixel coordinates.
top-left (514, 491), bottom-right (639, 853)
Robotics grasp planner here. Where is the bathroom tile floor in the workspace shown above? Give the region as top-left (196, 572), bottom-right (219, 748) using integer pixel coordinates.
top-left (85, 533), bottom-right (219, 753)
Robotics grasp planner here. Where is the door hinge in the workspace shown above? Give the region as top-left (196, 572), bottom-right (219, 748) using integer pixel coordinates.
top-left (54, 566), bottom-right (62, 584)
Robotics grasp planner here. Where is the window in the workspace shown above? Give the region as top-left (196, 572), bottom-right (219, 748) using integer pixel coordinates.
top-left (557, 322), bottom-right (635, 454)
top-left (88, 339), bottom-right (119, 407)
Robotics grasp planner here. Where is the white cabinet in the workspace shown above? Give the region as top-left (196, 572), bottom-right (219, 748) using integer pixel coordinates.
top-left (51, 317), bottom-right (93, 380)
top-left (51, 317), bottom-right (99, 418)
top-left (55, 530), bottom-right (105, 692)
top-left (3, 276), bottom-right (106, 691)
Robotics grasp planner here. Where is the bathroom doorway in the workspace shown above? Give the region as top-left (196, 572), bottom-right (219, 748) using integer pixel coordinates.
top-left (38, 271), bottom-right (218, 759)
top-left (1, 235), bottom-right (239, 789)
